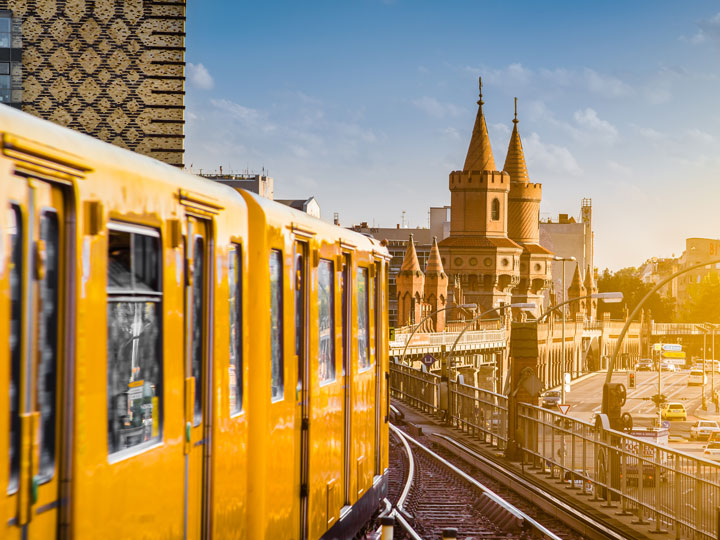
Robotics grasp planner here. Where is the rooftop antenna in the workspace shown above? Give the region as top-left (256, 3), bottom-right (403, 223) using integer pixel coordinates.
top-left (401, 210), bottom-right (407, 228)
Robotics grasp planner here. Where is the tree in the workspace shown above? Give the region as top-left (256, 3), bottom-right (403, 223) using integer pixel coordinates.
top-left (597, 267), bottom-right (675, 322)
top-left (678, 272), bottom-right (720, 323)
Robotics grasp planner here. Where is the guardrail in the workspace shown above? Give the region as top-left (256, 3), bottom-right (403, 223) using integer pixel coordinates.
top-left (390, 361), bottom-right (720, 539)
top-left (517, 403), bottom-right (720, 539)
top-left (653, 322), bottom-right (705, 335)
top-left (389, 361), bottom-right (441, 415)
top-left (389, 329), bottom-right (506, 351)
top-left (449, 378), bottom-right (508, 450)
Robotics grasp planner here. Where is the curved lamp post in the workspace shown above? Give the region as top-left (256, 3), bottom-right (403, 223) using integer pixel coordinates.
top-left (603, 257), bottom-right (720, 414)
top-left (399, 303), bottom-right (477, 366)
top-left (445, 302), bottom-right (536, 379)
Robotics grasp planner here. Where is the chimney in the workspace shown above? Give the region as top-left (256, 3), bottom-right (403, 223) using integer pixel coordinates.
top-left (333, 212), bottom-right (340, 226)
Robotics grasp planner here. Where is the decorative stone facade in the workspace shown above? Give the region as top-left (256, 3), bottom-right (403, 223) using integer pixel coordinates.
top-left (3, 0), bottom-right (186, 166)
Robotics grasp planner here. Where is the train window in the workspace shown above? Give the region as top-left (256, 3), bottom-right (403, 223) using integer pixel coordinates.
top-left (318, 259), bottom-right (335, 383)
top-left (37, 212), bottom-right (59, 481)
top-left (191, 237), bottom-right (204, 424)
top-left (269, 250), bottom-right (284, 400)
top-left (228, 245), bottom-right (242, 414)
top-left (295, 248), bottom-right (305, 391)
top-left (7, 205), bottom-right (21, 492)
top-left (357, 267), bottom-right (370, 370)
top-left (107, 224), bottom-right (162, 456)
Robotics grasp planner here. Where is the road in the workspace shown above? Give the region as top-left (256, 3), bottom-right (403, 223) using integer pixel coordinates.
top-left (558, 369), bottom-right (720, 461)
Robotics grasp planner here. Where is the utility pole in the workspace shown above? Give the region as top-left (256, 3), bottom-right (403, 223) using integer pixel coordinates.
top-left (554, 256), bottom-right (576, 405)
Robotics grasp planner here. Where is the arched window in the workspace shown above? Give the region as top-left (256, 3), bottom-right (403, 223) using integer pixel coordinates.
top-left (491, 198), bottom-right (500, 221)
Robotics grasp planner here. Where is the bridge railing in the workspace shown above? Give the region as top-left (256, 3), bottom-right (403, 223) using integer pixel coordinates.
top-left (517, 403), bottom-right (720, 540)
top-left (653, 322), bottom-right (704, 335)
top-left (449, 378), bottom-right (508, 450)
top-left (389, 328), bottom-right (506, 351)
top-left (389, 361), bottom-right (441, 415)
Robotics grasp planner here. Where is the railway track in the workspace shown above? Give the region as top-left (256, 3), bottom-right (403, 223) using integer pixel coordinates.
top-left (387, 423), bottom-right (574, 539)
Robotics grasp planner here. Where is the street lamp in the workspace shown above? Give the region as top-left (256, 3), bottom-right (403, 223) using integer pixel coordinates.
top-left (697, 323), bottom-right (711, 410)
top-left (445, 302), bottom-right (536, 380)
top-left (399, 303), bottom-right (477, 366)
top-left (553, 256), bottom-right (575, 406)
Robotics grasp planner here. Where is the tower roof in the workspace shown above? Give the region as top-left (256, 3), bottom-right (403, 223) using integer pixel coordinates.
top-left (503, 97), bottom-right (530, 183)
top-left (463, 77), bottom-right (496, 172)
top-left (569, 262), bottom-right (585, 292)
top-left (400, 234), bottom-right (423, 273)
top-left (425, 236), bottom-right (445, 275)
top-left (584, 265), bottom-right (596, 291)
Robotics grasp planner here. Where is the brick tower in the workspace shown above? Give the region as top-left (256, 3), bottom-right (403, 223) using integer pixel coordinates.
top-left (2, 1), bottom-right (186, 166)
top-left (567, 263), bottom-right (587, 318)
top-left (424, 236), bottom-right (448, 332)
top-left (439, 78), bottom-right (522, 312)
top-left (396, 234), bottom-right (425, 327)
top-left (504, 98), bottom-right (553, 315)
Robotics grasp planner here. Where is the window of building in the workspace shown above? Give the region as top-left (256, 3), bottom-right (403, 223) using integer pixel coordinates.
top-left (357, 267), bottom-right (370, 370)
top-left (269, 250), bottom-right (284, 400)
top-left (0, 16), bottom-right (9, 48)
top-left (107, 224), bottom-right (162, 456)
top-left (318, 259), bottom-right (335, 383)
top-left (228, 246), bottom-right (242, 414)
top-left (491, 198), bottom-right (500, 221)
top-left (7, 205), bottom-right (21, 492)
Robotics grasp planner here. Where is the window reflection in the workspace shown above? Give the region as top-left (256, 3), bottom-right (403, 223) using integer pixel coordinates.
top-left (8, 205), bottom-right (21, 491)
top-left (228, 246), bottom-right (242, 413)
top-left (270, 250), bottom-right (284, 400)
top-left (357, 268), bottom-right (370, 370)
top-left (318, 260), bottom-right (335, 383)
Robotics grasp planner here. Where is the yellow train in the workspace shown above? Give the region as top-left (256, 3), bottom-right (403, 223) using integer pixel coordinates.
top-left (0, 104), bottom-right (390, 539)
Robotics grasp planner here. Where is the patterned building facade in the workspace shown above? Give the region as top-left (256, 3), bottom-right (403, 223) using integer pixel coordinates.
top-left (0, 0), bottom-right (185, 166)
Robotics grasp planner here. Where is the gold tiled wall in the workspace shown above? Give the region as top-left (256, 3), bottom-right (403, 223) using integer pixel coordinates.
top-left (3, 0), bottom-right (185, 167)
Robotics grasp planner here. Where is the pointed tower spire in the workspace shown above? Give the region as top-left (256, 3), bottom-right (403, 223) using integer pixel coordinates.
top-left (503, 97), bottom-right (530, 183)
top-left (570, 262), bottom-right (584, 290)
top-left (425, 236), bottom-right (445, 275)
top-left (584, 265), bottom-right (596, 292)
top-left (400, 234), bottom-right (422, 273)
top-left (567, 262), bottom-right (587, 318)
top-left (463, 77), bottom-right (496, 172)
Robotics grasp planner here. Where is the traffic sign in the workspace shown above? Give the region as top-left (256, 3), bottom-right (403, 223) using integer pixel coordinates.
top-left (661, 420), bottom-right (670, 429)
top-left (421, 354), bottom-right (436, 368)
top-left (653, 343), bottom-right (662, 352)
top-left (662, 343), bottom-right (682, 352)
top-left (558, 404), bottom-right (571, 415)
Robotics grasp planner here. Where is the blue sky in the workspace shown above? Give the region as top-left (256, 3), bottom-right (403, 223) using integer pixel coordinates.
top-left (185, 1), bottom-right (720, 270)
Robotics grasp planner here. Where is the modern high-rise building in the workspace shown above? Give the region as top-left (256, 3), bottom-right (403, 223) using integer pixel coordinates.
top-left (0, 0), bottom-right (186, 167)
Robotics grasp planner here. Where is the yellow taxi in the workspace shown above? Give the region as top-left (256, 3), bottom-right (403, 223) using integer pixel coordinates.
top-left (661, 402), bottom-right (687, 421)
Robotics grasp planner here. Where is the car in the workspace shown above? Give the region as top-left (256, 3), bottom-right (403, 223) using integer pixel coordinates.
top-left (636, 359), bottom-right (653, 371)
top-left (704, 442), bottom-right (720, 458)
top-left (706, 360), bottom-right (720, 373)
top-left (689, 370), bottom-right (708, 386)
top-left (542, 390), bottom-right (562, 408)
top-left (691, 420), bottom-right (720, 440)
top-left (659, 361), bottom-right (676, 372)
top-left (661, 402), bottom-right (687, 421)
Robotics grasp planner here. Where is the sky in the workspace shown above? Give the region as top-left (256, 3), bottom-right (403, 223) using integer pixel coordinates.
top-left (184, 1), bottom-right (720, 271)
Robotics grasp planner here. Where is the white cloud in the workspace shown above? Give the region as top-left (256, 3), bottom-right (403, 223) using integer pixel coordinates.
top-left (523, 132), bottom-right (582, 175)
top-left (411, 96), bottom-right (464, 119)
top-left (698, 12), bottom-right (720, 45)
top-left (540, 67), bottom-right (632, 97)
top-left (210, 99), bottom-right (276, 133)
top-left (686, 128), bottom-right (716, 144)
top-left (633, 125), bottom-right (665, 140)
top-left (187, 63), bottom-right (214, 90)
top-left (465, 62), bottom-right (532, 86)
top-left (573, 108), bottom-right (618, 144)
top-left (608, 160), bottom-right (632, 177)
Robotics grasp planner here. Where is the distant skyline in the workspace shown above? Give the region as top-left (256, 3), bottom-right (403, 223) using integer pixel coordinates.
top-left (185, 1), bottom-right (720, 270)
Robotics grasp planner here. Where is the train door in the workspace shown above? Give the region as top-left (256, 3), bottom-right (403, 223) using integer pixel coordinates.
top-left (341, 253), bottom-right (352, 505)
top-left (294, 241), bottom-right (309, 539)
top-left (4, 176), bottom-right (68, 540)
top-left (184, 216), bottom-right (212, 539)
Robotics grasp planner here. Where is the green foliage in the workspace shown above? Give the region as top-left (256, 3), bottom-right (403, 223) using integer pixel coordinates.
top-left (597, 267), bottom-right (676, 322)
top-left (678, 272), bottom-right (720, 323)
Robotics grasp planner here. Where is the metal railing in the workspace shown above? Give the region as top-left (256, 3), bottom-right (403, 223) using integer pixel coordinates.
top-left (390, 361), bottom-right (720, 539)
top-left (448, 378), bottom-right (508, 450)
top-left (516, 403), bottom-right (720, 539)
top-left (389, 328), bottom-right (506, 350)
top-left (389, 361), bottom-right (441, 415)
top-left (653, 322), bottom-right (705, 335)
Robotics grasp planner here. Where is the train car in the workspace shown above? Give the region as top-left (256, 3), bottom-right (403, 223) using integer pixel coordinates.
top-left (0, 103), bottom-right (389, 540)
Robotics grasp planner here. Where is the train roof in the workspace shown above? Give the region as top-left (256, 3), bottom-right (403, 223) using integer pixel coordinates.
top-left (241, 189), bottom-right (388, 257)
top-left (0, 104), bottom-right (242, 206)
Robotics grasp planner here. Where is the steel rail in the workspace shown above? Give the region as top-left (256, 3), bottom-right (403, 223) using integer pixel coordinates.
top-left (433, 433), bottom-right (628, 540)
top-left (393, 424), bottom-right (564, 540)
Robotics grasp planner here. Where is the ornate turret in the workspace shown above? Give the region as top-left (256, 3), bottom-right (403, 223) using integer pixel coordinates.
top-left (567, 263), bottom-right (587, 319)
top-left (396, 235), bottom-right (425, 326)
top-left (424, 237), bottom-right (448, 331)
top-left (584, 265), bottom-right (598, 320)
top-left (463, 77), bottom-right (496, 172)
top-left (504, 98), bottom-right (553, 315)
